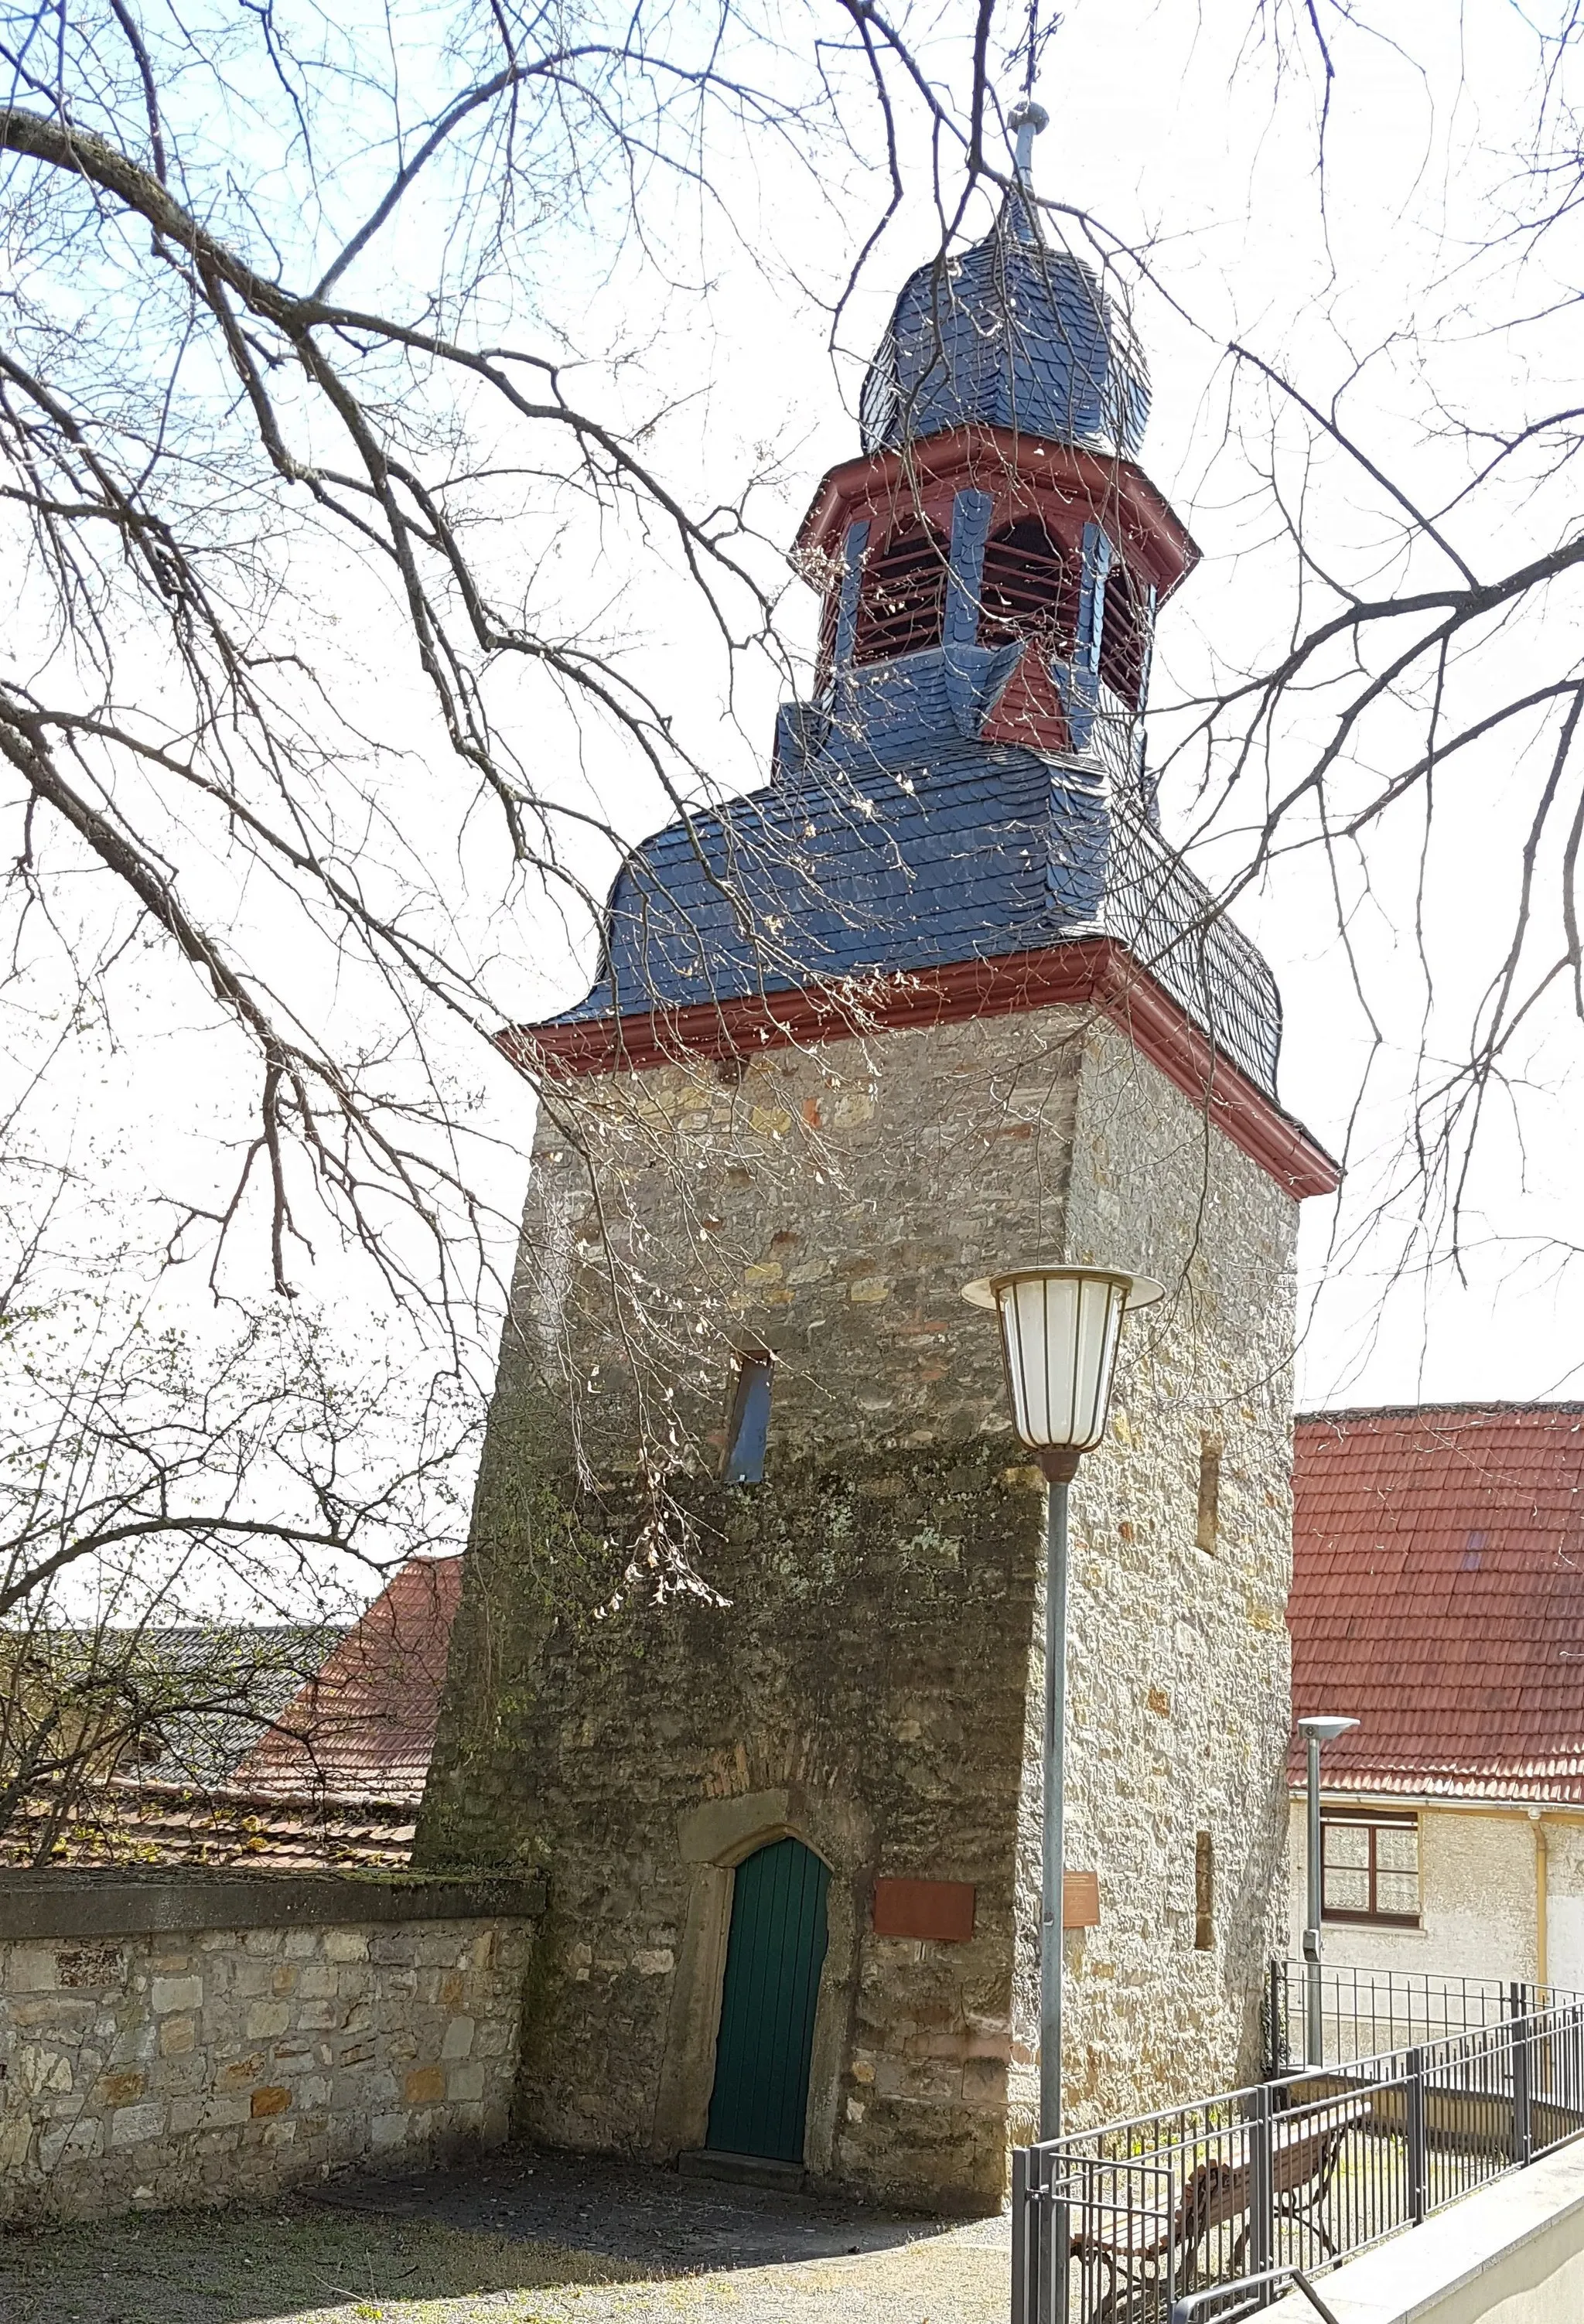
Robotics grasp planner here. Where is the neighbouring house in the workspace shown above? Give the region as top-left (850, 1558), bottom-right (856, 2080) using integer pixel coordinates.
top-left (2, 1560), bottom-right (460, 1872)
top-left (1289, 1404), bottom-right (1584, 1995)
top-left (230, 1553), bottom-right (463, 1808)
top-left (415, 125), bottom-right (1336, 2211)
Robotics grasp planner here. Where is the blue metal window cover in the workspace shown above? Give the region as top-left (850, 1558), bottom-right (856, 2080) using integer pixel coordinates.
top-left (724, 1355), bottom-right (773, 1486)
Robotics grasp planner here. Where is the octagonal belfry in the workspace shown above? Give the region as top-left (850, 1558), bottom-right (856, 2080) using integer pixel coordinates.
top-left (417, 128), bottom-right (1336, 2211)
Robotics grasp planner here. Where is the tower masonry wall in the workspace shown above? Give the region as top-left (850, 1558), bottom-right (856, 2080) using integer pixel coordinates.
top-left (418, 1001), bottom-right (1299, 2207)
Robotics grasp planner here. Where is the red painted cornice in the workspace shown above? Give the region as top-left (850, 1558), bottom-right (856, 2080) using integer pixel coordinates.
top-left (500, 938), bottom-right (1339, 1200)
top-left (794, 425), bottom-right (1200, 603)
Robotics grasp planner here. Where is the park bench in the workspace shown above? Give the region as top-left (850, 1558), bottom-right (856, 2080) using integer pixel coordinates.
top-left (1065, 2093), bottom-right (1373, 2324)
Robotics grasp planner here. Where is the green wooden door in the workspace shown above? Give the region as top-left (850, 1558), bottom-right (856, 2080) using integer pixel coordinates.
top-left (705, 1835), bottom-right (830, 2162)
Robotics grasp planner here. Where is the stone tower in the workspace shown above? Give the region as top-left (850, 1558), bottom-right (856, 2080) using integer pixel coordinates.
top-left (418, 127), bottom-right (1336, 2211)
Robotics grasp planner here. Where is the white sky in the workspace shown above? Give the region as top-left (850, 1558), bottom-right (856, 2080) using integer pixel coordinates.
top-left (519, 0), bottom-right (1584, 1415)
top-left (11, 0), bottom-right (1584, 1503)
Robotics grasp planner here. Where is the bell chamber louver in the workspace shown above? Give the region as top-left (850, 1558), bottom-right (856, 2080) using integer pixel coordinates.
top-left (851, 521), bottom-right (951, 665)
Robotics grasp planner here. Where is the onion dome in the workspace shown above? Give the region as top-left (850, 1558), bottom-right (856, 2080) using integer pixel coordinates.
top-left (859, 104), bottom-right (1149, 460)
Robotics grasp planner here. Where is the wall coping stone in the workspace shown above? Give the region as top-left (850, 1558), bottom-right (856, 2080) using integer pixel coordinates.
top-left (0, 1866), bottom-right (544, 1942)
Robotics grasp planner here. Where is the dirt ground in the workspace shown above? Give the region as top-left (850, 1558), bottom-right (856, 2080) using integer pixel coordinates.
top-left (0, 2148), bottom-right (1012, 2324)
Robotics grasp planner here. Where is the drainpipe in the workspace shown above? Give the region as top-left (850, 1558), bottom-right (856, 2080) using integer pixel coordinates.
top-left (1530, 1808), bottom-right (1549, 1998)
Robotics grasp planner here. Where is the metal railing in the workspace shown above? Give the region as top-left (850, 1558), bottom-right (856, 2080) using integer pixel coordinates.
top-left (1266, 1961), bottom-right (1584, 2072)
top-left (1011, 1995), bottom-right (1584, 2324)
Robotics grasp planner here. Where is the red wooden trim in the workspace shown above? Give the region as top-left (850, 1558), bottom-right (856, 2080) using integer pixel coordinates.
top-left (498, 938), bottom-right (1340, 1199)
top-left (794, 425), bottom-right (1200, 602)
top-left (872, 1877), bottom-right (977, 1942)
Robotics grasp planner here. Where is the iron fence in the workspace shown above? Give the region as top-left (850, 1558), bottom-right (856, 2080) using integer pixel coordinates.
top-left (1265, 1961), bottom-right (1584, 2073)
top-left (1011, 1996), bottom-right (1584, 2324)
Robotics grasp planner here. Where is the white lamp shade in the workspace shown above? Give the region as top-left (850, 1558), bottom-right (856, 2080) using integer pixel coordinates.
top-left (961, 1264), bottom-right (1163, 1459)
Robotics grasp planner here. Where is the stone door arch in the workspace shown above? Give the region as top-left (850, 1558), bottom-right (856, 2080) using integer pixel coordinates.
top-left (650, 1784), bottom-right (871, 2175)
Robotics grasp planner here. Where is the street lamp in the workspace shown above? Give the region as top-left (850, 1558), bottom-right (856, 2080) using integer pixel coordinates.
top-left (963, 1264), bottom-right (1162, 2141)
top-left (1296, 1714), bottom-right (1359, 2068)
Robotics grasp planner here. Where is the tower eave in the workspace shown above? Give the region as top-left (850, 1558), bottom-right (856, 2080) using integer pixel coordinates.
top-left (794, 423), bottom-right (1200, 603)
top-left (499, 940), bottom-right (1339, 1203)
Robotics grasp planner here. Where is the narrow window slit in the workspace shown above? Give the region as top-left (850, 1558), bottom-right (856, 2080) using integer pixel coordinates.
top-left (724, 1353), bottom-right (773, 1486)
top-left (1194, 1831), bottom-right (1214, 1950)
top-left (1197, 1439), bottom-right (1220, 1554)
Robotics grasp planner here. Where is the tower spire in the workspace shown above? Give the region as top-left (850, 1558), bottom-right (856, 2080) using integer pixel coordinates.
top-left (1009, 94), bottom-right (1048, 190)
top-left (1005, 94), bottom-right (1048, 244)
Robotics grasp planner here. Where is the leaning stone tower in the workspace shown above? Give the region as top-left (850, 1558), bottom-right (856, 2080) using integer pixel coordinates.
top-left (418, 125), bottom-right (1336, 2212)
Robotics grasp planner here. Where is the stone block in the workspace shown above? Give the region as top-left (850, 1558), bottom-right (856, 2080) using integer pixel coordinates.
top-left (17, 2044), bottom-right (74, 2097)
top-left (446, 2063), bottom-right (486, 2104)
top-left (250, 2087), bottom-right (291, 2118)
top-left (440, 2017), bottom-right (475, 2060)
top-left (327, 2114), bottom-right (370, 2161)
top-left (109, 2101), bottom-right (166, 2147)
top-left (296, 1965), bottom-right (338, 2000)
top-left (158, 2015), bottom-right (196, 2057)
top-left (38, 2118), bottom-right (101, 2172)
top-left (151, 1977), bottom-right (201, 2015)
top-left (963, 2056), bottom-right (1008, 2104)
top-left (244, 2002), bottom-right (291, 2041)
top-left (8, 1950), bottom-right (60, 1994)
top-left (323, 1929), bottom-right (369, 1964)
top-left (370, 2111), bottom-right (411, 2151)
top-left (403, 2065), bottom-right (446, 2106)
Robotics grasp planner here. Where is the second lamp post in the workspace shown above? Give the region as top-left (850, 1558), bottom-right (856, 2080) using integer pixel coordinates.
top-left (963, 1262), bottom-right (1162, 2141)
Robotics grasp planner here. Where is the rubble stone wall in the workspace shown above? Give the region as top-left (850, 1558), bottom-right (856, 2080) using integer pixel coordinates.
top-left (0, 1873), bottom-right (538, 2221)
top-left (419, 999), bottom-right (1301, 2207)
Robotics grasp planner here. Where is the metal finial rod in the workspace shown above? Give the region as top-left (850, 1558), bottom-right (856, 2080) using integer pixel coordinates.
top-left (1009, 97), bottom-right (1049, 188)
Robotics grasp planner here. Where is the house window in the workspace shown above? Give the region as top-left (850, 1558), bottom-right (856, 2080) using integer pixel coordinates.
top-left (1196, 1440), bottom-right (1220, 1554)
top-left (1194, 1830), bottom-right (1214, 1950)
top-left (723, 1354), bottom-right (773, 1486)
top-left (977, 519), bottom-right (1079, 652)
top-left (1322, 1814), bottom-right (1421, 1926)
top-left (851, 520), bottom-right (950, 665)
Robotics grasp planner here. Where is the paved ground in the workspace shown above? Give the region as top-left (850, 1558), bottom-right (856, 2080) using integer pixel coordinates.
top-left (0, 2147), bottom-right (1011, 2324)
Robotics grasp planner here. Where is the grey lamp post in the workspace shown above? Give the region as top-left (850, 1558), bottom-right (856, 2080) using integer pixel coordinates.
top-left (1296, 1714), bottom-right (1359, 2068)
top-left (963, 1264), bottom-right (1162, 2141)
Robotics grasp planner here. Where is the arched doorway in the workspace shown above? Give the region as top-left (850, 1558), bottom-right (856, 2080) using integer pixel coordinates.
top-left (705, 1835), bottom-right (831, 2162)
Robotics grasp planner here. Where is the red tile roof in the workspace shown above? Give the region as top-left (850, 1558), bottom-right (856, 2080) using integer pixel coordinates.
top-left (0, 1779), bottom-right (421, 1871)
top-left (230, 1555), bottom-right (463, 1807)
top-left (1291, 1405), bottom-right (1584, 1804)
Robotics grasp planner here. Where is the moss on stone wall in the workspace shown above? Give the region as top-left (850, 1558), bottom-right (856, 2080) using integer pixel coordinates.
top-left (418, 1002), bottom-right (1302, 2206)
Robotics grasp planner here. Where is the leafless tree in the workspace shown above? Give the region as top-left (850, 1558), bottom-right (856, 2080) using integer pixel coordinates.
top-left (9, 0), bottom-right (1583, 1578)
top-left (0, 1218), bottom-right (475, 1857)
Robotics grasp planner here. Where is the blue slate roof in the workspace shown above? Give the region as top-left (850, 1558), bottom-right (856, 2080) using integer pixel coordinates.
top-left (859, 198), bottom-right (1150, 460)
top-left (534, 187), bottom-right (1285, 1112)
top-left (549, 739), bottom-right (1282, 1100)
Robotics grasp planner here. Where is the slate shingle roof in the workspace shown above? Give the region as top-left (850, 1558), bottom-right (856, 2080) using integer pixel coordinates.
top-left (860, 200), bottom-right (1149, 459)
top-left (554, 742), bottom-right (1285, 1101)
top-left (1290, 1405), bottom-right (1584, 1804)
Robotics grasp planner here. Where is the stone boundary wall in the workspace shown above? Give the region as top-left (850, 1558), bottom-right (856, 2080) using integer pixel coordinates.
top-left (0, 1868), bottom-right (543, 2223)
